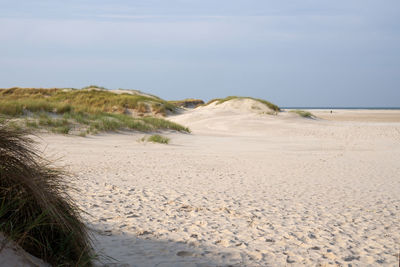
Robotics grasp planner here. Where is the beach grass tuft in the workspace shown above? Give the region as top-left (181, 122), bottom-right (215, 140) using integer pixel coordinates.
top-left (290, 110), bottom-right (315, 118)
top-left (147, 134), bottom-right (170, 144)
top-left (168, 99), bottom-right (205, 108)
top-left (0, 121), bottom-right (94, 265)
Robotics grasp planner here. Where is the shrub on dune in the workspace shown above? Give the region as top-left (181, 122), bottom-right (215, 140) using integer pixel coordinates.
top-left (0, 121), bottom-right (94, 266)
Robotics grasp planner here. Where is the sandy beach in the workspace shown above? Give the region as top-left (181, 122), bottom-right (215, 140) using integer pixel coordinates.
top-left (34, 105), bottom-right (400, 266)
top-left (3, 0), bottom-right (400, 264)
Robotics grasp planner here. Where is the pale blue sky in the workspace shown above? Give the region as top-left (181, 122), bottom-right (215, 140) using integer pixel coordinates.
top-left (1, 0), bottom-right (399, 107)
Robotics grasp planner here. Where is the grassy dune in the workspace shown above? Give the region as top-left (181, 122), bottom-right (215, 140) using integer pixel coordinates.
top-left (290, 109), bottom-right (315, 118)
top-left (0, 87), bottom-right (190, 135)
top-left (0, 122), bottom-right (94, 265)
top-left (207, 96), bottom-right (280, 112)
top-left (0, 87), bottom-right (176, 115)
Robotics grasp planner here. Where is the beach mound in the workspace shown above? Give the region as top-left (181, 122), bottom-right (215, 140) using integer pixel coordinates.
top-left (201, 97), bottom-right (279, 115)
top-left (169, 96), bottom-right (284, 135)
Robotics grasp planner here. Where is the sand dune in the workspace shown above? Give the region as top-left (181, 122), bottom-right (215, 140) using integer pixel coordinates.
top-left (30, 104), bottom-right (400, 266)
top-left (169, 98), bottom-right (287, 136)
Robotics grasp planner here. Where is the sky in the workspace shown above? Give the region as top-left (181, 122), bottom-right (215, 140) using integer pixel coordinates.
top-left (0, 0), bottom-right (399, 107)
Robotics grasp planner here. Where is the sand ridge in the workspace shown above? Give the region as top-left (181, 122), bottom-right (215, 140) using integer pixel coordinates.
top-left (200, 98), bottom-right (276, 114)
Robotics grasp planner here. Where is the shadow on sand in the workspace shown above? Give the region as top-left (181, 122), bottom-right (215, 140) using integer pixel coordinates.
top-left (90, 227), bottom-right (246, 267)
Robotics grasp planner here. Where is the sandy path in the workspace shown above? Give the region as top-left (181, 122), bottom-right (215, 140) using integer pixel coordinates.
top-left (36, 110), bottom-right (400, 266)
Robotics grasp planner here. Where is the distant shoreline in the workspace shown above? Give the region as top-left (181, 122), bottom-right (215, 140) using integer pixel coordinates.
top-left (282, 107), bottom-right (400, 110)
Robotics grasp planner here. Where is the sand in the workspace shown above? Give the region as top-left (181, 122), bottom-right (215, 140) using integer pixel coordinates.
top-left (0, 233), bottom-right (50, 267)
top-left (301, 109), bottom-right (400, 123)
top-left (19, 103), bottom-right (400, 266)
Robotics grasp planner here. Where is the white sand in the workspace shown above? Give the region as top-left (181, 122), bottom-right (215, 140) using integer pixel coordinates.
top-left (296, 109), bottom-right (400, 123)
top-left (29, 102), bottom-right (400, 266)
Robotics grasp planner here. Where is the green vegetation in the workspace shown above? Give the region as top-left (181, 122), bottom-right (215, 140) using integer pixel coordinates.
top-left (81, 85), bottom-right (106, 90)
top-left (0, 122), bottom-right (94, 265)
top-left (290, 109), bottom-right (315, 118)
top-left (168, 99), bottom-right (205, 108)
top-left (51, 125), bottom-right (71, 134)
top-left (0, 87), bottom-right (176, 115)
top-left (141, 134), bottom-right (170, 144)
top-left (148, 134), bottom-right (170, 144)
top-left (18, 112), bottom-right (190, 135)
top-left (0, 87), bottom-right (190, 135)
top-left (207, 96), bottom-right (280, 112)
top-left (0, 99), bottom-right (72, 116)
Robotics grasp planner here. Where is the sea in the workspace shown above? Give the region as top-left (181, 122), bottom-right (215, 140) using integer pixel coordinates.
top-left (281, 107), bottom-right (400, 110)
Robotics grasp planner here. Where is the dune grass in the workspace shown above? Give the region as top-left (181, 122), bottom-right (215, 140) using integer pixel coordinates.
top-left (0, 87), bottom-right (190, 135)
top-left (206, 96), bottom-right (280, 112)
top-left (18, 112), bottom-right (190, 135)
top-left (140, 134), bottom-right (170, 144)
top-left (168, 99), bottom-right (205, 108)
top-left (0, 122), bottom-right (94, 266)
top-left (81, 85), bottom-right (107, 90)
top-left (0, 87), bottom-right (176, 115)
top-left (290, 109), bottom-right (315, 118)
top-left (0, 99), bottom-right (72, 117)
top-left (147, 134), bottom-right (170, 144)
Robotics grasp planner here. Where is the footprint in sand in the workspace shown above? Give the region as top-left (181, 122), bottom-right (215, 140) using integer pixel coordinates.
top-left (343, 255), bottom-right (360, 262)
top-left (215, 239), bottom-right (230, 247)
top-left (136, 230), bottom-right (153, 236)
top-left (176, 251), bottom-right (194, 257)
